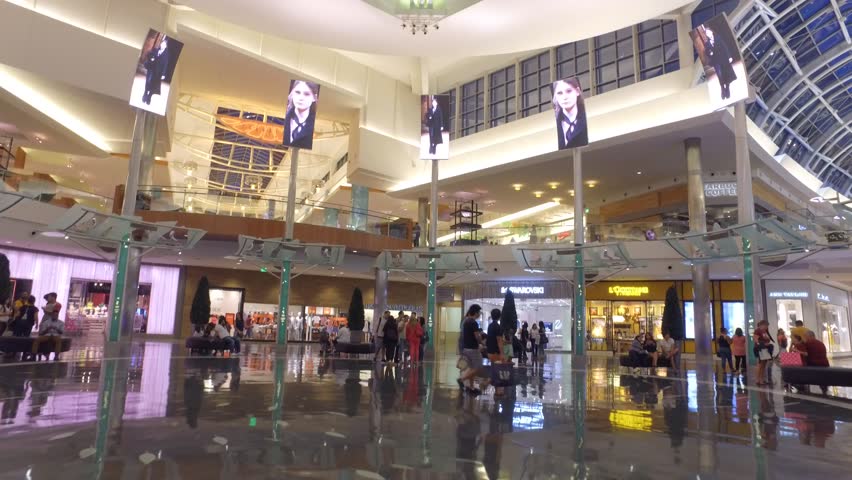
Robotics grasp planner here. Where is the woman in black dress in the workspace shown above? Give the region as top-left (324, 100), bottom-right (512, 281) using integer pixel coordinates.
top-left (425, 96), bottom-right (444, 155)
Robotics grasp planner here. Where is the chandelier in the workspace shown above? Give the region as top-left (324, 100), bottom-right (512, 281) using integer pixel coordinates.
top-left (361, 0), bottom-right (483, 36)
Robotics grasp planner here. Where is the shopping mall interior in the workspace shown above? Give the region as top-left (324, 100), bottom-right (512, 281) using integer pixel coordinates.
top-left (1, 0), bottom-right (852, 478)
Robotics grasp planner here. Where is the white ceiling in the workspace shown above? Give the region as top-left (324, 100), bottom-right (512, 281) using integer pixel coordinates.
top-left (179, 0), bottom-right (694, 57)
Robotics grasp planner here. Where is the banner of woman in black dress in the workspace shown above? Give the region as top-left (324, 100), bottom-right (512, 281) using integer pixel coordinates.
top-left (129, 29), bottom-right (184, 116)
top-left (690, 14), bottom-right (748, 107)
top-left (283, 79), bottom-right (320, 150)
top-left (551, 77), bottom-right (588, 150)
top-left (420, 94), bottom-right (450, 159)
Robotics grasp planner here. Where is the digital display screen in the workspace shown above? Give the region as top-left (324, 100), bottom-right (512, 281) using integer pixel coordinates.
top-left (282, 79), bottom-right (321, 150)
top-left (129, 29), bottom-right (184, 116)
top-left (689, 14), bottom-right (749, 107)
top-left (420, 94), bottom-right (450, 159)
top-left (551, 77), bottom-right (589, 149)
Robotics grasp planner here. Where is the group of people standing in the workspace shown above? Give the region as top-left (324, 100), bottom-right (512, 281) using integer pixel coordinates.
top-left (0, 291), bottom-right (66, 360)
top-left (373, 310), bottom-right (428, 365)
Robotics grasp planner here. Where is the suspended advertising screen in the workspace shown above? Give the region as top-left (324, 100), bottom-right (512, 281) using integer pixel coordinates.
top-left (129, 29), bottom-right (184, 116)
top-left (420, 94), bottom-right (451, 159)
top-left (689, 13), bottom-right (749, 107)
top-left (551, 77), bottom-right (589, 150)
top-left (283, 79), bottom-right (321, 150)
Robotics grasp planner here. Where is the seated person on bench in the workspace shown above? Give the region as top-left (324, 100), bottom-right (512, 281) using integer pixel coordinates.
top-left (30, 298), bottom-right (64, 361)
top-left (628, 334), bottom-right (649, 367)
top-left (658, 330), bottom-right (678, 369)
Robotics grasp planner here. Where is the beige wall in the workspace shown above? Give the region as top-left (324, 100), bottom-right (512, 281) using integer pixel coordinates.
top-left (179, 266), bottom-right (425, 338)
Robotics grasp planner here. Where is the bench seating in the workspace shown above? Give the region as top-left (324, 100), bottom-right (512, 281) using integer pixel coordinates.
top-left (0, 337), bottom-right (72, 355)
top-left (335, 342), bottom-right (376, 355)
top-left (619, 354), bottom-right (672, 368)
top-left (185, 337), bottom-right (228, 355)
top-left (781, 365), bottom-right (852, 387)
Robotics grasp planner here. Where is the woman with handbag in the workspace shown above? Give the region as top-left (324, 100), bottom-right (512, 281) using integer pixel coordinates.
top-left (753, 320), bottom-right (774, 386)
top-left (716, 328), bottom-right (734, 373)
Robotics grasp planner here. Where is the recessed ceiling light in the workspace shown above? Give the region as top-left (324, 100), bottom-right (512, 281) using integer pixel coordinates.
top-left (586, 181), bottom-right (597, 188)
top-left (569, 190), bottom-right (575, 196)
top-left (4, 240), bottom-right (12, 244)
top-left (636, 171), bottom-right (642, 175)
top-left (352, 250), bottom-right (358, 253)
top-left (512, 184), bottom-right (523, 191)
top-left (552, 198), bottom-right (562, 203)
top-left (548, 182), bottom-right (560, 190)
top-left (533, 191), bottom-right (544, 198)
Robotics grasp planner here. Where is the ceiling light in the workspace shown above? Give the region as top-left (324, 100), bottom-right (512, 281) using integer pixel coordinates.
top-left (178, 251), bottom-right (182, 255)
top-left (548, 182), bottom-right (560, 190)
top-left (586, 181), bottom-right (597, 188)
top-left (552, 198), bottom-right (562, 203)
top-left (569, 190), bottom-right (575, 196)
top-left (636, 171), bottom-right (642, 175)
top-left (512, 184), bottom-right (523, 191)
top-left (352, 250), bottom-right (358, 253)
top-left (533, 191), bottom-right (544, 198)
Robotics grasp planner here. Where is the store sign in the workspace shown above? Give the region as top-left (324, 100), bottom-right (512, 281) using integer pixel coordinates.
top-left (500, 286), bottom-right (545, 295)
top-left (817, 293), bottom-right (830, 302)
top-left (768, 291), bottom-right (808, 298)
top-left (608, 285), bottom-right (649, 297)
top-left (704, 182), bottom-right (737, 198)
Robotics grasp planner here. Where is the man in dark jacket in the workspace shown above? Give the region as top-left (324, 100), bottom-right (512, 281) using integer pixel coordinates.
top-left (425, 97), bottom-right (444, 155)
top-left (143, 37), bottom-right (171, 105)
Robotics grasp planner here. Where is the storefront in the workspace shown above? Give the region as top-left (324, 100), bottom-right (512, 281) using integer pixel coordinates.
top-left (585, 281), bottom-right (744, 353)
top-left (1, 248), bottom-right (180, 335)
top-left (765, 280), bottom-right (852, 355)
top-left (462, 281), bottom-right (572, 351)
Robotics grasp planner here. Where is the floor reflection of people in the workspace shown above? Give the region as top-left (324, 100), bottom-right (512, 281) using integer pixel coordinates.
top-left (184, 374), bottom-right (203, 428)
top-left (662, 378), bottom-right (688, 450)
top-left (344, 367), bottom-right (362, 417)
top-left (757, 390), bottom-right (779, 450)
top-left (455, 394), bottom-right (481, 479)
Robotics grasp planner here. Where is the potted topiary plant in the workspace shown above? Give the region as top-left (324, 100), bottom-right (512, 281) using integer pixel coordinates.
top-left (501, 289), bottom-right (518, 334)
top-left (189, 276), bottom-right (211, 334)
top-left (347, 287), bottom-right (365, 343)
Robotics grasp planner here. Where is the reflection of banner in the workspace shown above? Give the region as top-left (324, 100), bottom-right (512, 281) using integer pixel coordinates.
top-left (689, 14), bottom-right (749, 107)
top-left (420, 94), bottom-right (451, 159)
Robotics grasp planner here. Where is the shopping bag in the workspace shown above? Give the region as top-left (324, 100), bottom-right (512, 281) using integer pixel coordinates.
top-left (779, 351), bottom-right (803, 366)
top-left (490, 362), bottom-right (515, 388)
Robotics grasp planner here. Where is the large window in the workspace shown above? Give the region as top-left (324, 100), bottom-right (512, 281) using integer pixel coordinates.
top-left (692, 0), bottom-right (740, 28)
top-left (684, 301), bottom-right (714, 339)
top-left (638, 20), bottom-right (680, 80)
top-left (489, 65), bottom-right (516, 127)
top-left (442, 88), bottom-right (457, 139)
top-left (520, 51), bottom-right (552, 117)
top-left (556, 40), bottom-right (591, 94)
top-left (595, 27), bottom-right (636, 94)
top-left (460, 78), bottom-right (484, 137)
top-left (722, 302), bottom-right (745, 335)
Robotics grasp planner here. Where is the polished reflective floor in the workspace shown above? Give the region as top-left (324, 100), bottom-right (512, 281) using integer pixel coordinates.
top-left (2, 341), bottom-right (852, 479)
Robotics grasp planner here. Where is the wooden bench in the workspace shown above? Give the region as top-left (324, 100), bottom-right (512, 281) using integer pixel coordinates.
top-left (619, 354), bottom-right (672, 368)
top-left (0, 337), bottom-right (71, 359)
top-left (781, 365), bottom-right (852, 394)
top-left (185, 337), bottom-right (228, 355)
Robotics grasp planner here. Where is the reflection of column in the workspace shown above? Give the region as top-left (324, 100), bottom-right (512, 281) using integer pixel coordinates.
top-left (108, 109), bottom-right (156, 343)
top-left (735, 102), bottom-right (762, 365)
top-left (93, 353), bottom-right (131, 479)
top-left (271, 358), bottom-right (285, 441)
top-left (571, 361), bottom-right (587, 479)
top-left (418, 197), bottom-right (428, 246)
top-left (351, 184), bottom-right (369, 231)
top-left (277, 260), bottom-right (291, 346)
top-left (696, 362), bottom-right (717, 477)
top-left (686, 138), bottom-right (712, 361)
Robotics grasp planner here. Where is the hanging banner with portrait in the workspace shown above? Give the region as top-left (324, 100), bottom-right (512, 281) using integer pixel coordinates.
top-left (690, 14), bottom-right (750, 108)
top-left (283, 79), bottom-right (321, 150)
top-left (420, 94), bottom-right (451, 159)
top-left (551, 77), bottom-right (589, 150)
top-left (129, 29), bottom-right (184, 116)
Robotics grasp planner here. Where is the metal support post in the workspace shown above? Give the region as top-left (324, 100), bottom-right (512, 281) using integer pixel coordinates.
top-left (108, 109), bottom-right (156, 343)
top-left (276, 147), bottom-right (300, 347)
top-left (686, 137), bottom-right (713, 361)
top-left (735, 102), bottom-right (762, 366)
top-left (426, 159), bottom-right (439, 355)
top-left (573, 149), bottom-right (585, 356)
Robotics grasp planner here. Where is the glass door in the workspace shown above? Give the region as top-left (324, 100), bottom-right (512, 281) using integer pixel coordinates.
top-left (587, 301), bottom-right (610, 351)
top-left (648, 301), bottom-right (665, 339)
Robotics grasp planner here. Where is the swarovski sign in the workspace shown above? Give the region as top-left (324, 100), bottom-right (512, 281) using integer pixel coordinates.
top-left (500, 286), bottom-right (545, 295)
top-left (704, 182), bottom-right (737, 198)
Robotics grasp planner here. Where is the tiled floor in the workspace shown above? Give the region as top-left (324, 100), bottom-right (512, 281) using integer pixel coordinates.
top-left (2, 340), bottom-right (852, 479)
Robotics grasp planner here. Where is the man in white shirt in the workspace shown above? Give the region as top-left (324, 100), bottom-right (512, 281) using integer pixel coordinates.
top-left (337, 324), bottom-right (351, 343)
top-left (212, 316), bottom-right (241, 355)
top-left (31, 311), bottom-right (64, 361)
top-left (658, 330), bottom-right (679, 369)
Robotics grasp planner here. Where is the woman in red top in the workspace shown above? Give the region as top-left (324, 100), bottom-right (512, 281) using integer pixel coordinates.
top-left (407, 317), bottom-right (424, 364)
top-left (731, 328), bottom-right (748, 373)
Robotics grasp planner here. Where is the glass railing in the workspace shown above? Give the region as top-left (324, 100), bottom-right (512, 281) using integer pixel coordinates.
top-left (1, 171), bottom-right (113, 213)
top-left (136, 185), bottom-right (412, 241)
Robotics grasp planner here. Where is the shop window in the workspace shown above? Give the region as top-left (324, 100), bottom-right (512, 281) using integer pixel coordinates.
top-left (520, 51), bottom-right (552, 117)
top-left (441, 88), bottom-right (457, 140)
top-left (774, 298), bottom-right (804, 334)
top-left (638, 20), bottom-right (680, 81)
top-left (556, 40), bottom-right (591, 94)
top-left (594, 27), bottom-right (636, 94)
top-left (722, 302), bottom-right (745, 335)
top-left (489, 65), bottom-right (516, 127)
top-left (817, 301), bottom-right (851, 353)
top-left (684, 301), bottom-right (714, 339)
top-left (460, 79), bottom-right (484, 137)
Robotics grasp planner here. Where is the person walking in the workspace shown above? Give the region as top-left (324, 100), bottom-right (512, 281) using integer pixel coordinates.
top-left (383, 314), bottom-right (400, 364)
top-left (406, 314), bottom-right (424, 364)
top-left (485, 309), bottom-right (503, 363)
top-left (716, 328), bottom-right (734, 373)
top-left (412, 222), bottom-right (422, 247)
top-left (519, 322), bottom-right (530, 363)
top-left (374, 311), bottom-right (389, 362)
top-left (397, 315), bottom-right (410, 363)
top-left (731, 327), bottom-right (747, 373)
top-left (530, 323), bottom-right (540, 360)
top-left (457, 304), bottom-right (488, 395)
top-left (418, 316), bottom-right (428, 362)
top-left (753, 320), bottom-right (773, 386)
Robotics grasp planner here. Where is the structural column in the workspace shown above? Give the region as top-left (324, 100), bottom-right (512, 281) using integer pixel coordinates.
top-left (108, 109), bottom-right (156, 344)
top-left (374, 267), bottom-right (388, 332)
top-left (351, 184), bottom-right (369, 232)
top-left (573, 149), bottom-right (585, 356)
top-left (426, 160), bottom-right (439, 356)
top-left (735, 102), bottom-right (762, 365)
top-left (686, 137), bottom-right (713, 361)
top-left (277, 148), bottom-right (300, 347)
